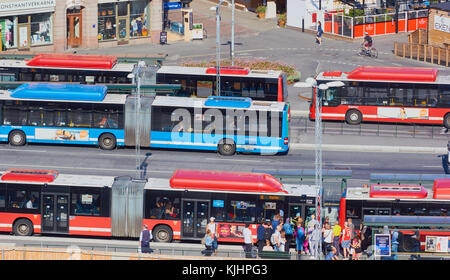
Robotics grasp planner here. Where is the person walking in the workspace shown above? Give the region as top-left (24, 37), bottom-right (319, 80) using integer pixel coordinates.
top-left (341, 222), bottom-right (352, 259)
top-left (316, 21), bottom-right (323, 45)
top-left (310, 224), bottom-right (322, 259)
top-left (332, 221), bottom-right (342, 256)
top-left (257, 219), bottom-right (266, 255)
top-left (207, 217), bottom-right (218, 255)
top-left (271, 224), bottom-right (283, 251)
top-left (322, 223), bottom-right (333, 255)
top-left (295, 220), bottom-right (306, 258)
top-left (243, 223), bottom-right (253, 258)
top-left (139, 225), bottom-right (153, 254)
top-left (410, 231), bottom-right (421, 260)
top-left (283, 217), bottom-right (294, 253)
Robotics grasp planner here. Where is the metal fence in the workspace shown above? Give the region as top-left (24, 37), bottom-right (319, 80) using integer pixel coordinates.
top-left (323, 9), bottom-right (428, 39)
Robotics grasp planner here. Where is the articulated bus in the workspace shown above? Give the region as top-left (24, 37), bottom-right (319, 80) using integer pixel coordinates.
top-left (0, 168), bottom-right (318, 243)
top-left (0, 54), bottom-right (135, 84)
top-left (339, 181), bottom-right (450, 251)
top-left (156, 66), bottom-right (288, 102)
top-left (0, 83), bottom-right (289, 155)
top-left (312, 66), bottom-right (450, 127)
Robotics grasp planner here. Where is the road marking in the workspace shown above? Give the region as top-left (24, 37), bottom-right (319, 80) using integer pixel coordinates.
top-left (422, 165), bottom-right (442, 168)
top-left (332, 163), bottom-right (370, 166)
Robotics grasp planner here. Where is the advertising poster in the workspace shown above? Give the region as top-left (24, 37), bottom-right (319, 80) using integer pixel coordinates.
top-left (375, 234), bottom-right (391, 257)
top-left (35, 128), bottom-right (89, 141)
top-left (425, 236), bottom-right (437, 252)
top-left (377, 107), bottom-right (429, 120)
top-left (217, 223), bottom-right (244, 239)
top-left (427, 236), bottom-right (450, 253)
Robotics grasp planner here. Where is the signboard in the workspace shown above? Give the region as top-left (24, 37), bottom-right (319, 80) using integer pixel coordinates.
top-left (0, 0), bottom-right (56, 16)
top-left (164, 1), bottom-right (182, 10)
top-left (217, 223), bottom-right (244, 239)
top-left (434, 15), bottom-right (450, 33)
top-left (160, 31), bottom-right (167, 45)
top-left (426, 236), bottom-right (450, 253)
top-left (374, 234), bottom-right (391, 257)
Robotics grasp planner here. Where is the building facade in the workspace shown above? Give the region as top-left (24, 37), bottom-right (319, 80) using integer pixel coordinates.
top-left (0, 0), bottom-right (163, 52)
top-left (428, 2), bottom-right (450, 48)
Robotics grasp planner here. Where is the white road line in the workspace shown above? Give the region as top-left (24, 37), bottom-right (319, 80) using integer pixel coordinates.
top-left (422, 166), bottom-right (442, 168)
top-left (332, 163), bottom-right (370, 166)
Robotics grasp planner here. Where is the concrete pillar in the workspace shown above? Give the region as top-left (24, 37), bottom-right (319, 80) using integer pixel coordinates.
top-left (150, 0), bottom-right (163, 43)
top-left (182, 8), bottom-right (192, 42)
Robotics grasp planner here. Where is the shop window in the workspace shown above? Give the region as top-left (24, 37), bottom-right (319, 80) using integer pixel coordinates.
top-left (30, 13), bottom-right (52, 46)
top-left (98, 3), bottom-right (116, 41)
top-left (130, 0), bottom-right (149, 37)
top-left (0, 17), bottom-right (17, 49)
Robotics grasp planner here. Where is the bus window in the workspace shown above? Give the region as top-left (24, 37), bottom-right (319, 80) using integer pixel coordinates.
top-left (211, 198), bottom-right (226, 222)
top-left (197, 81), bottom-right (213, 97)
top-left (228, 197), bottom-right (257, 222)
top-left (27, 105), bottom-right (55, 127)
top-left (2, 102), bottom-right (27, 125)
top-left (71, 190), bottom-right (101, 216)
top-left (438, 85), bottom-right (450, 107)
top-left (144, 191), bottom-right (180, 220)
top-left (0, 186), bottom-right (5, 208)
top-left (67, 104), bottom-right (93, 128)
top-left (7, 188), bottom-right (39, 209)
top-left (264, 82), bottom-right (278, 101)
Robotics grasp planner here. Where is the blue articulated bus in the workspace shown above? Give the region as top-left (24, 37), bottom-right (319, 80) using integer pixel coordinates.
top-left (0, 83), bottom-right (289, 155)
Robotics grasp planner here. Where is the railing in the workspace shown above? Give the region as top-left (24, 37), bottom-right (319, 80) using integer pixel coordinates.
top-left (323, 9), bottom-right (428, 39)
top-left (394, 42), bottom-right (450, 67)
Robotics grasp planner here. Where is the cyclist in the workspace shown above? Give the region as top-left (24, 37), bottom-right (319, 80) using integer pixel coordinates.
top-left (361, 32), bottom-right (373, 55)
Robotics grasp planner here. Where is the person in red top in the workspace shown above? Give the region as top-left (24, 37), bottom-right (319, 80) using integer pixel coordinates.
top-left (341, 222), bottom-right (352, 259)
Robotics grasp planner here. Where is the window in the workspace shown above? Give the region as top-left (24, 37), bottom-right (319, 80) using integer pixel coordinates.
top-left (0, 185), bottom-right (6, 208)
top-left (415, 85), bottom-right (439, 107)
top-left (438, 84), bottom-right (450, 108)
top-left (7, 186), bottom-right (39, 209)
top-left (0, 17), bottom-right (17, 49)
top-left (98, 3), bottom-right (116, 41)
top-left (92, 105), bottom-right (123, 129)
top-left (71, 190), bottom-right (101, 216)
top-left (227, 200), bottom-right (257, 222)
top-left (30, 13), bottom-right (52, 46)
top-left (130, 0), bottom-right (149, 37)
top-left (67, 103), bottom-right (93, 128)
top-left (2, 101), bottom-right (27, 126)
top-left (144, 191), bottom-right (180, 220)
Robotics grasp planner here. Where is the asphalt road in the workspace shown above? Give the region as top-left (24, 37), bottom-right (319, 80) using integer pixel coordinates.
top-left (0, 142), bottom-right (444, 185)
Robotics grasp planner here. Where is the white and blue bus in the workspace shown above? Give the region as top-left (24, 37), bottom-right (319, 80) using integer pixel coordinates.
top-left (0, 83), bottom-right (289, 155)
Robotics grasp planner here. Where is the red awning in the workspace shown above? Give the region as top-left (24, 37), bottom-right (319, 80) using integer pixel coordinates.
top-left (432, 179), bottom-right (450, 199)
top-left (1, 169), bottom-right (58, 183)
top-left (346, 66), bottom-right (438, 82)
top-left (169, 169), bottom-right (287, 193)
top-left (26, 54), bottom-right (118, 70)
top-left (370, 184), bottom-right (428, 199)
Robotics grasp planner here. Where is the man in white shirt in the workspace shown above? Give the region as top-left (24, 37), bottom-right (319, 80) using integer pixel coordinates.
top-left (243, 224), bottom-right (253, 258)
top-left (26, 197), bottom-right (35, 209)
top-left (207, 217), bottom-right (218, 255)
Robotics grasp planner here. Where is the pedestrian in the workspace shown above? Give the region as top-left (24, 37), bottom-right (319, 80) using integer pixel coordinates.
top-left (322, 222), bottom-right (333, 255)
top-left (283, 217), bottom-right (294, 253)
top-left (263, 239), bottom-right (274, 251)
top-left (295, 220), bottom-right (306, 257)
top-left (202, 229), bottom-right (213, 256)
top-left (271, 210), bottom-right (281, 233)
top-left (243, 223), bottom-right (253, 258)
top-left (350, 236), bottom-right (362, 260)
top-left (263, 219), bottom-right (273, 244)
top-left (332, 221), bottom-right (342, 256)
top-left (207, 217), bottom-right (218, 255)
top-left (341, 222), bottom-right (352, 259)
top-left (410, 231), bottom-right (421, 260)
top-left (280, 229), bottom-right (287, 252)
top-left (310, 224), bottom-right (322, 259)
top-left (316, 21), bottom-right (323, 45)
top-left (390, 227), bottom-right (399, 260)
top-left (325, 246), bottom-right (340, 260)
top-left (347, 218), bottom-right (355, 239)
top-left (271, 224), bottom-right (282, 251)
top-left (139, 225), bottom-right (153, 254)
top-left (257, 218), bottom-right (266, 255)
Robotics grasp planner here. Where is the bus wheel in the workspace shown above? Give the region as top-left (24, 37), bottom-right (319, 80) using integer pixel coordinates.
top-left (444, 114), bottom-right (450, 129)
top-left (99, 133), bottom-right (116, 150)
top-left (153, 225), bottom-right (173, 243)
top-left (9, 130), bottom-right (26, 146)
top-left (13, 219), bottom-right (33, 236)
top-left (218, 139), bottom-right (236, 156)
top-left (345, 110), bottom-right (362, 125)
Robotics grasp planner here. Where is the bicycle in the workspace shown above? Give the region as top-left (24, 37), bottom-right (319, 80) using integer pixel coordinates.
top-left (357, 45), bottom-right (378, 58)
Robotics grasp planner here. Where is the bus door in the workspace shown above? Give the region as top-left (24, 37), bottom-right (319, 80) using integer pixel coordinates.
top-left (41, 193), bottom-right (70, 234)
top-left (181, 199), bottom-right (210, 239)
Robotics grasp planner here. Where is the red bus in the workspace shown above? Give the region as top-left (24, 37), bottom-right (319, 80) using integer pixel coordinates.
top-left (340, 181), bottom-right (450, 251)
top-left (156, 66), bottom-right (288, 102)
top-left (311, 66), bottom-right (450, 128)
top-left (0, 168), bottom-right (318, 244)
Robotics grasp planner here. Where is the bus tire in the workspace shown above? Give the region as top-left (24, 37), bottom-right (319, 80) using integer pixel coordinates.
top-left (218, 139), bottom-right (236, 156)
top-left (98, 133), bottom-right (116, 150)
top-left (152, 225), bottom-right (173, 243)
top-left (345, 110), bottom-right (362, 125)
top-left (444, 114), bottom-right (450, 129)
top-left (9, 130), bottom-right (26, 146)
top-left (13, 219), bottom-right (33, 236)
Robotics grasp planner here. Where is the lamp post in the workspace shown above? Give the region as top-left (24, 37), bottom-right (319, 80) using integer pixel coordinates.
top-left (231, 0), bottom-right (235, 66)
top-left (211, 0), bottom-right (225, 96)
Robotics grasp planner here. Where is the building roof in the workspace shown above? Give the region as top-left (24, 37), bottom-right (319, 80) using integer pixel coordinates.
top-left (430, 1), bottom-right (450, 12)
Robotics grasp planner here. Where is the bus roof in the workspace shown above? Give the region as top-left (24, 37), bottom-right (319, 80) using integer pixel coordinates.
top-left (157, 66), bottom-right (283, 79)
top-left (152, 96), bottom-right (286, 111)
top-left (11, 83), bottom-right (108, 101)
top-left (26, 54), bottom-right (118, 70)
top-left (0, 58), bottom-right (134, 73)
top-left (346, 186), bottom-right (450, 202)
top-left (316, 66), bottom-right (450, 84)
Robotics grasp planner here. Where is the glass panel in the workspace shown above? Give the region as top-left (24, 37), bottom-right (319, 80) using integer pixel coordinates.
top-left (118, 2), bottom-right (128, 17)
top-left (71, 192), bottom-right (100, 216)
top-left (196, 201), bottom-right (209, 237)
top-left (30, 13), bottom-right (52, 46)
top-left (130, 0), bottom-right (148, 37)
top-left (182, 201), bottom-right (195, 237)
top-left (118, 18), bottom-right (127, 39)
top-left (56, 195), bottom-right (69, 231)
top-left (1, 17), bottom-right (17, 49)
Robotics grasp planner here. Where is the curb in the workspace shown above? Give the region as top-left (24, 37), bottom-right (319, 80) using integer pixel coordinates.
top-left (290, 143), bottom-right (447, 154)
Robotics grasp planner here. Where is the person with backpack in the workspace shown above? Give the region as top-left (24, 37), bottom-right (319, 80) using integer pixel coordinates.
top-left (295, 219), bottom-right (306, 257)
top-left (139, 225), bottom-right (153, 253)
top-left (283, 217), bottom-right (294, 253)
top-left (202, 229), bottom-right (213, 256)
